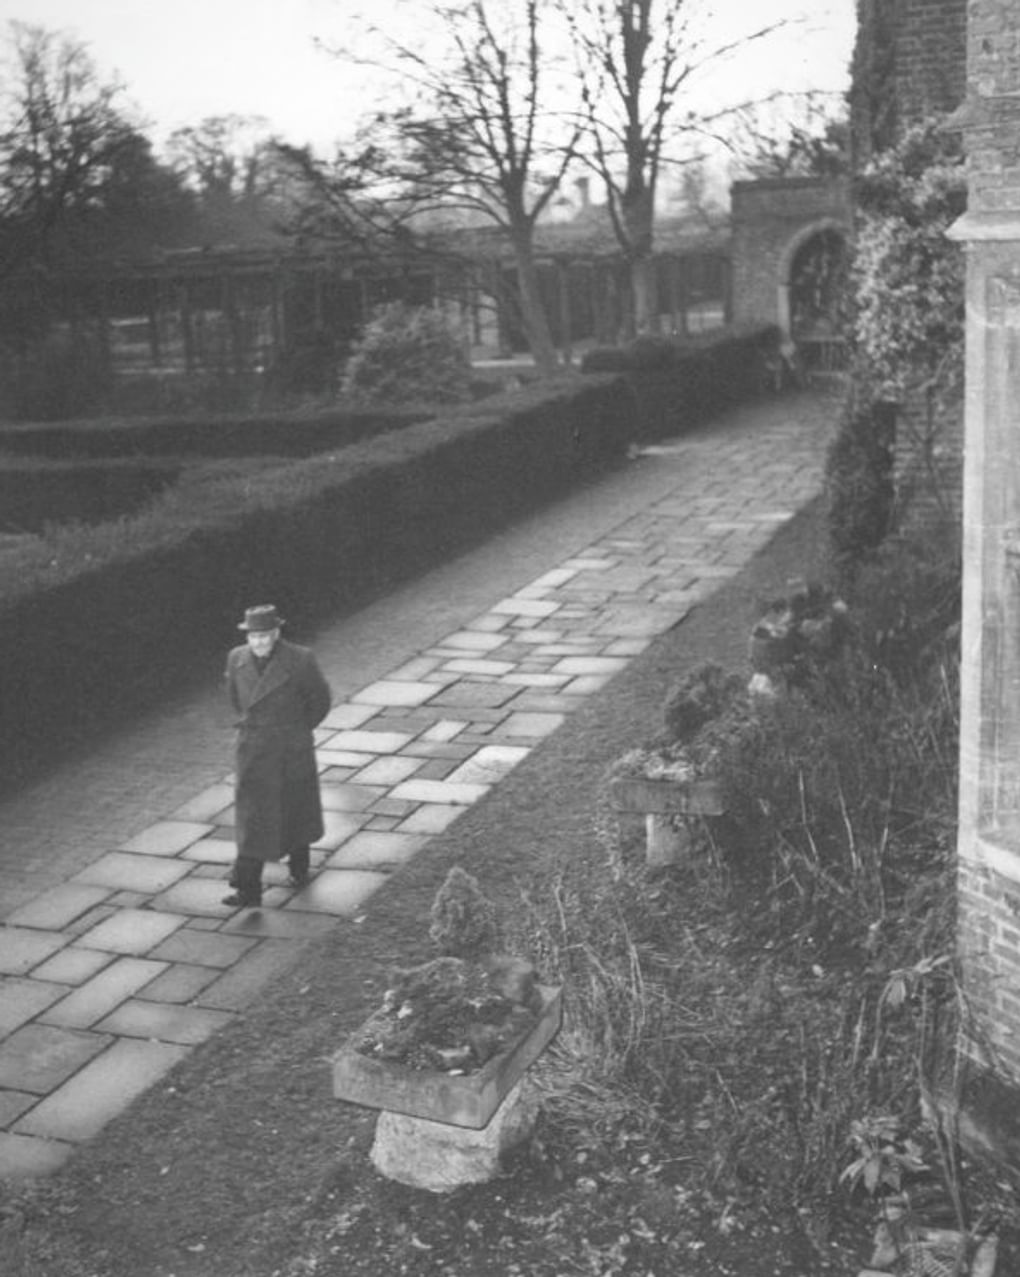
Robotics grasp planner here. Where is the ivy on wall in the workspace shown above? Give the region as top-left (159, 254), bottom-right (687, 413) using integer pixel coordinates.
top-left (827, 120), bottom-right (966, 572)
top-left (850, 121), bottom-right (966, 411)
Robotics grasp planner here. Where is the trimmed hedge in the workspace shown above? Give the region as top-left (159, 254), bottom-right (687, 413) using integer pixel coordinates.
top-left (0, 406), bottom-right (430, 460)
top-left (0, 460), bottom-right (183, 532)
top-left (582, 325), bottom-right (780, 441)
top-left (0, 374), bottom-right (630, 789)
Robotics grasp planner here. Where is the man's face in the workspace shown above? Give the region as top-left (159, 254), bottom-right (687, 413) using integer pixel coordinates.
top-left (247, 628), bottom-right (280, 659)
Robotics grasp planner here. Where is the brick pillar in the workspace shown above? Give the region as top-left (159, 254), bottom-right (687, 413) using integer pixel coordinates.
top-left (950, 0), bottom-right (1020, 1109)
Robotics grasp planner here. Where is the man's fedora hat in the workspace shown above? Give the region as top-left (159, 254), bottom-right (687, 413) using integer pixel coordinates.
top-left (238, 604), bottom-right (286, 632)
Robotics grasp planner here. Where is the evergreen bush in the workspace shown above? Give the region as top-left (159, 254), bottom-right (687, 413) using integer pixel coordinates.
top-left (826, 390), bottom-right (896, 584)
top-left (341, 303), bottom-right (472, 405)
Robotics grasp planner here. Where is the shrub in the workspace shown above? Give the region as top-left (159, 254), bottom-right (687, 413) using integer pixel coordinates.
top-left (341, 303), bottom-right (472, 405)
top-left (826, 389), bottom-right (896, 583)
top-left (662, 662), bottom-right (745, 741)
top-left (428, 866), bottom-right (500, 959)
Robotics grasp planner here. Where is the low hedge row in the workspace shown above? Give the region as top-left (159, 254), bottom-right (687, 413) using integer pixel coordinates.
top-left (0, 405), bottom-right (430, 459)
top-left (0, 460), bottom-right (184, 533)
top-left (0, 374), bottom-right (629, 788)
top-left (582, 325), bottom-right (780, 441)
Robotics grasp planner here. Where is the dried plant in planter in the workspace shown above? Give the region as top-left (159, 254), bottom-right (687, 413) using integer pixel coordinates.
top-left (351, 868), bottom-right (542, 1074)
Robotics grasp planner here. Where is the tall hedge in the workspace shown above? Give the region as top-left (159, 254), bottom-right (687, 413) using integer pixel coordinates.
top-left (581, 326), bottom-right (780, 441)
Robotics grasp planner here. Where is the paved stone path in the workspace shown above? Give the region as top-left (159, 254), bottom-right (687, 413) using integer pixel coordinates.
top-left (0, 390), bottom-right (836, 1181)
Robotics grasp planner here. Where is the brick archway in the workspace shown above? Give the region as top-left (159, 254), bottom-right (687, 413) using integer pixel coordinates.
top-left (777, 219), bottom-right (849, 371)
top-left (776, 218), bottom-right (847, 337)
top-left (729, 177), bottom-right (852, 357)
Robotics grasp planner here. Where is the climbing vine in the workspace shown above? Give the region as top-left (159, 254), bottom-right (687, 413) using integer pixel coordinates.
top-left (829, 120), bottom-right (966, 569)
top-left (850, 120), bottom-right (966, 410)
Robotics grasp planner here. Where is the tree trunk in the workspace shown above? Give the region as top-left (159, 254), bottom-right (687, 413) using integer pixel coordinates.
top-left (510, 230), bottom-right (559, 376)
top-left (621, 184), bottom-right (657, 335)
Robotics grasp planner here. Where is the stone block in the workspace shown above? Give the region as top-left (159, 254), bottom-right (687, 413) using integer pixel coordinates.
top-left (333, 985), bottom-right (561, 1129)
top-left (369, 1078), bottom-right (540, 1192)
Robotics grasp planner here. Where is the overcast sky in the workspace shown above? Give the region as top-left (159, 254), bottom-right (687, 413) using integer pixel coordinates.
top-left (0, 0), bottom-right (857, 156)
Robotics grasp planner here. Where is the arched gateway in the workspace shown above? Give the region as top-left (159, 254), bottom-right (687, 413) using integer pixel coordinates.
top-left (729, 176), bottom-right (853, 377)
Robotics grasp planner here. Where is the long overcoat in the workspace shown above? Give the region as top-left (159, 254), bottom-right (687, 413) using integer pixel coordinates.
top-left (226, 639), bottom-right (332, 862)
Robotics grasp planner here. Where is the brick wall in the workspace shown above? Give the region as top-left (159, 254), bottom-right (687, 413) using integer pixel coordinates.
top-left (852, 0), bottom-right (967, 161)
top-left (959, 859), bottom-right (1020, 1082)
top-left (896, 0), bottom-right (968, 126)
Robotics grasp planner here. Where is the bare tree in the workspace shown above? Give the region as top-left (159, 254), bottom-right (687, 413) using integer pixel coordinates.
top-left (0, 22), bottom-right (136, 277)
top-left (312, 0), bottom-right (582, 375)
top-left (166, 113), bottom-right (276, 202)
top-left (725, 97), bottom-right (850, 180)
top-left (563, 0), bottom-right (786, 335)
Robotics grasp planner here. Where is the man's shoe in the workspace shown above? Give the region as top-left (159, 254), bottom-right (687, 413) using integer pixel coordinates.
top-left (221, 892), bottom-right (261, 909)
top-left (288, 870), bottom-right (309, 889)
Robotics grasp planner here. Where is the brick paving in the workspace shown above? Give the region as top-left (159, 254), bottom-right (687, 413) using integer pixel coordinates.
top-left (0, 389), bottom-right (837, 1181)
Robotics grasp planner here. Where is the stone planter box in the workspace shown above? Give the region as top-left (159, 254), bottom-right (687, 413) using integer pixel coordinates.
top-left (609, 772), bottom-right (725, 867)
top-left (609, 774), bottom-right (725, 817)
top-left (332, 984), bottom-right (562, 1130)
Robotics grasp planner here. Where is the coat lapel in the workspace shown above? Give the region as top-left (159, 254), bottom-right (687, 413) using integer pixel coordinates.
top-left (247, 641), bottom-right (299, 705)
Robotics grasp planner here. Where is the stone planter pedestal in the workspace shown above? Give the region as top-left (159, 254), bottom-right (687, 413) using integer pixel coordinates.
top-left (332, 985), bottom-right (562, 1191)
top-left (609, 773), bottom-right (725, 867)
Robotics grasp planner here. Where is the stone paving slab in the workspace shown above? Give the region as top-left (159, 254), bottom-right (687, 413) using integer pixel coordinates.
top-left (0, 1130), bottom-right (74, 1178)
top-left (4, 885), bottom-right (112, 932)
top-left (73, 852), bottom-right (193, 895)
top-left (12, 1038), bottom-right (190, 1143)
top-left (0, 978), bottom-right (66, 1036)
top-left (193, 940), bottom-right (299, 1013)
top-left (72, 908), bottom-right (188, 956)
top-left (0, 1023), bottom-right (111, 1093)
top-left (0, 928), bottom-right (68, 976)
top-left (94, 1000), bottom-right (233, 1045)
top-left (39, 957), bottom-right (168, 1030)
top-left (118, 821), bottom-right (212, 856)
top-left (0, 390), bottom-right (836, 1177)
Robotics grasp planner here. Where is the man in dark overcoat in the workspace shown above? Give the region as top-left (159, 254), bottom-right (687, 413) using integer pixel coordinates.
top-left (223, 604), bottom-right (332, 908)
